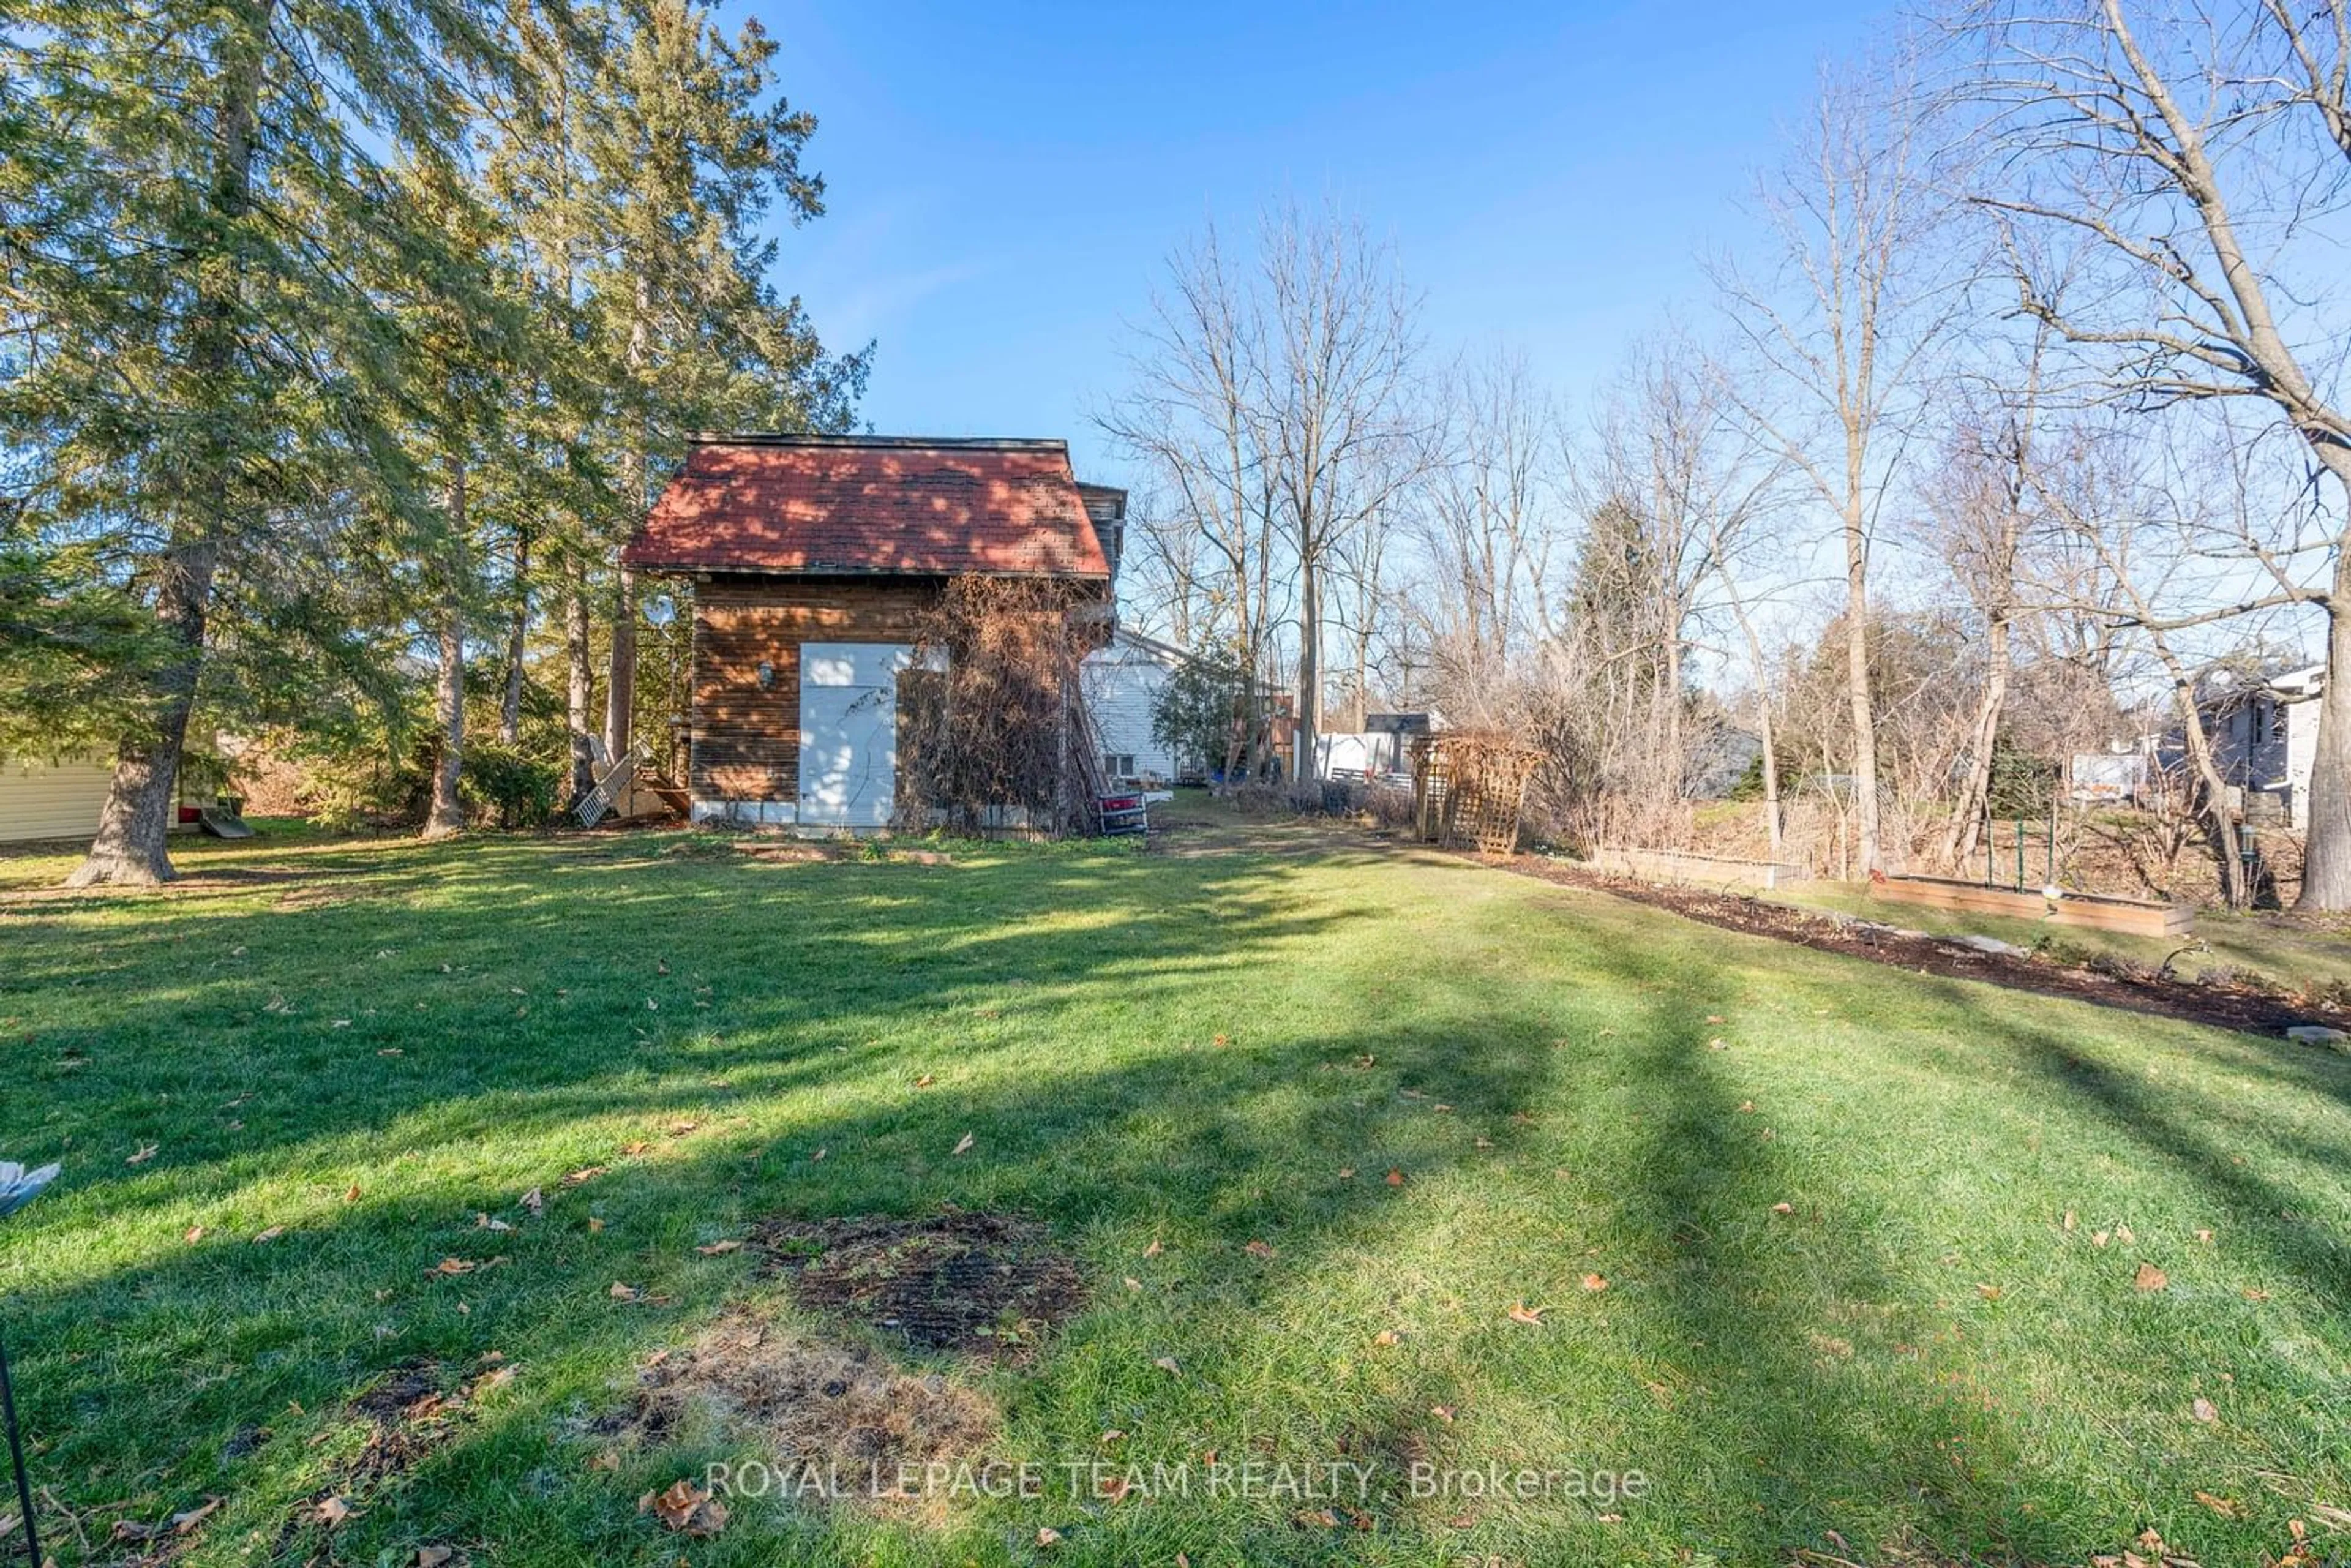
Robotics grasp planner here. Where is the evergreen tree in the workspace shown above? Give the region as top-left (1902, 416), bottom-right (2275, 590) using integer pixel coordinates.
top-left (1, 0), bottom-right (510, 882)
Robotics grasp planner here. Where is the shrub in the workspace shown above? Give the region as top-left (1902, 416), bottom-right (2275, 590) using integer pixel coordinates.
top-left (462, 742), bottom-right (561, 829)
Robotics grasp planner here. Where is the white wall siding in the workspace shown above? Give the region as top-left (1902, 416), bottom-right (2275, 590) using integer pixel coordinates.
top-left (0, 757), bottom-right (115, 843)
top-left (1083, 648), bottom-right (1180, 782)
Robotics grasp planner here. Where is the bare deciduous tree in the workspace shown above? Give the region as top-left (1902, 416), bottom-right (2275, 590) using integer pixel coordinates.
top-left (1712, 58), bottom-right (1955, 876)
top-left (1959, 0), bottom-right (2351, 906)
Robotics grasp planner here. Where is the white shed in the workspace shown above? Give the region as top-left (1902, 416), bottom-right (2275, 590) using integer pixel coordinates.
top-left (0, 756), bottom-right (116, 844)
top-left (1082, 627), bottom-right (1191, 785)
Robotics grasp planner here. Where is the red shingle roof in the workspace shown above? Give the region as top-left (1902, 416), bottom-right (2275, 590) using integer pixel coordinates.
top-left (621, 436), bottom-right (1112, 578)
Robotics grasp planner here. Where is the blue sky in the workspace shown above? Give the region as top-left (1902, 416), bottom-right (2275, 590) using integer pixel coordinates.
top-left (755, 1), bottom-right (1895, 484)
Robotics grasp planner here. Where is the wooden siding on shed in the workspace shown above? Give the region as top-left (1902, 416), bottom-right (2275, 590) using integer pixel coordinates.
top-left (0, 757), bottom-right (115, 843)
top-left (689, 575), bottom-right (940, 802)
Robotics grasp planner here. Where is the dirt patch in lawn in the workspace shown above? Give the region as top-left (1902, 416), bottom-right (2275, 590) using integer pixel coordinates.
top-left (607, 1303), bottom-right (999, 1520)
top-left (1502, 853), bottom-right (2351, 1040)
top-left (749, 1212), bottom-right (1086, 1358)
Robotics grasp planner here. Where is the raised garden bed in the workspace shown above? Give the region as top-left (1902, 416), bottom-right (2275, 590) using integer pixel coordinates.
top-left (1872, 874), bottom-right (2194, 937)
top-left (1586, 846), bottom-right (1812, 890)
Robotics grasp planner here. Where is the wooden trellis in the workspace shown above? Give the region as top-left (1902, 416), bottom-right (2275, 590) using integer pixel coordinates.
top-left (1411, 732), bottom-right (1545, 855)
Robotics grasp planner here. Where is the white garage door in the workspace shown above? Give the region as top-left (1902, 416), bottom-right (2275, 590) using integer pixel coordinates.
top-left (798, 643), bottom-right (912, 828)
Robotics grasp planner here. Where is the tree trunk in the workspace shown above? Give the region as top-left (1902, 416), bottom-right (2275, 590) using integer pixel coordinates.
top-left (566, 554), bottom-right (595, 802)
top-left (604, 566), bottom-right (637, 762)
top-left (1940, 610), bottom-right (2011, 872)
top-left (70, 545), bottom-right (219, 886)
top-left (2153, 645), bottom-right (2249, 909)
top-left (1843, 515), bottom-right (1882, 874)
top-left (1296, 549), bottom-right (1321, 786)
top-left (2297, 571), bottom-right (2351, 910)
top-left (607, 274), bottom-right (651, 766)
top-left (69, 0), bottom-right (277, 887)
top-left (424, 458), bottom-right (470, 839)
top-left (499, 528), bottom-right (529, 746)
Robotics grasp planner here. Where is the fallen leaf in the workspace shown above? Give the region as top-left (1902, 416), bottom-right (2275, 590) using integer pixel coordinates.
top-left (1153, 1356), bottom-right (1180, 1375)
top-left (378, 1048), bottom-right (402, 1057)
top-left (587, 1451), bottom-right (621, 1474)
top-left (1447, 1512), bottom-right (1474, 1528)
top-left (1297, 1508), bottom-right (1339, 1528)
top-left (1737, 1100), bottom-right (1755, 1114)
top-left (2195, 1228), bottom-right (2213, 1243)
top-left (170, 1497), bottom-right (222, 1535)
top-left (1507, 1302), bottom-right (1546, 1324)
top-left (1098, 1428), bottom-right (1123, 1444)
top-left (951, 1131), bottom-right (975, 1157)
top-left (1212, 1033), bottom-right (1229, 1048)
top-left (418, 1547), bottom-right (456, 1567)
top-left (1337, 1167), bottom-right (1355, 1179)
top-left (1385, 1168), bottom-right (1404, 1186)
top-left (2135, 1261), bottom-right (2169, 1292)
top-left (1581, 1272), bottom-right (1609, 1293)
top-left (471, 1364), bottom-right (517, 1396)
top-left (2193, 1491), bottom-right (2242, 1518)
top-left (915, 1074), bottom-right (935, 1089)
top-left (313, 1495), bottom-right (352, 1528)
top-left (184, 1224), bottom-right (206, 1244)
top-left (2116, 1223), bottom-right (2136, 1245)
top-left (1098, 1474), bottom-right (1131, 1501)
top-left (1123, 1277), bottom-right (1142, 1292)
top-left (1142, 1238), bottom-right (1163, 1258)
top-left (252, 1226), bottom-right (285, 1244)
top-left (1243, 1239), bottom-right (1277, 1260)
top-left (2192, 1397), bottom-right (2218, 1422)
top-left (427, 1257), bottom-right (478, 1277)
top-left (2063, 1209), bottom-right (2077, 1231)
top-left (610, 1281), bottom-right (641, 1302)
top-left (127, 1143), bottom-right (159, 1166)
top-left (342, 1183), bottom-right (361, 1203)
top-left (519, 1187), bottom-right (544, 1215)
top-left (1976, 1283), bottom-right (2003, 1301)
top-left (619, 1141), bottom-right (650, 1157)
top-left (588, 1217), bottom-right (604, 1233)
top-left (696, 1239), bottom-right (743, 1256)
top-left (2244, 1287), bottom-right (2271, 1301)
top-left (477, 1214), bottom-right (512, 1232)
top-left (1430, 1404), bottom-right (1455, 1422)
top-left (1036, 1526), bottom-right (1062, 1547)
top-left (810, 1147), bottom-right (827, 1161)
top-left (2092, 1230), bottom-right (2111, 1248)
top-left (1772, 1202), bottom-right (1793, 1215)
top-left (1474, 1136), bottom-right (1493, 1149)
top-left (1706, 1014), bottom-right (1725, 1024)
top-left (639, 1479), bottom-right (727, 1537)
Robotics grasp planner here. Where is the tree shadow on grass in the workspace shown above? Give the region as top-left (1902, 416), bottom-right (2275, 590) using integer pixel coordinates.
top-left (1, 836), bottom-right (1581, 1563)
top-left (1565, 934), bottom-right (2056, 1567)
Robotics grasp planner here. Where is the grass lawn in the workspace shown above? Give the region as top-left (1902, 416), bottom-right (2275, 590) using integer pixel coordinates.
top-left (4, 800), bottom-right (2350, 1565)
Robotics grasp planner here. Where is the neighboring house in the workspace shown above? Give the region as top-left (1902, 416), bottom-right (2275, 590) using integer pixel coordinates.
top-left (1083, 626), bottom-right (1191, 785)
top-left (621, 433), bottom-right (1123, 831)
top-left (0, 756), bottom-right (118, 844)
top-left (2189, 662), bottom-right (2324, 828)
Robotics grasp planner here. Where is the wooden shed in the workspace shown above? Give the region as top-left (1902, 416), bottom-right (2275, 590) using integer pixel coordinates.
top-left (621, 434), bottom-right (1123, 832)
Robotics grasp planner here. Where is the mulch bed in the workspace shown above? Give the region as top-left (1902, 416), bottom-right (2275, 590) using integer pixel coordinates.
top-left (1498, 852), bottom-right (2351, 1040)
top-left (749, 1212), bottom-right (1086, 1358)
